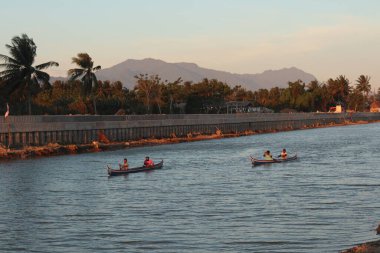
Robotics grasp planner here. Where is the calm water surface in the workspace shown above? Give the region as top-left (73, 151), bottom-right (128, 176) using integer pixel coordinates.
top-left (1, 123), bottom-right (380, 252)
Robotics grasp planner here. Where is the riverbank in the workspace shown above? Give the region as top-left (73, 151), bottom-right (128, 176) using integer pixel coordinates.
top-left (342, 240), bottom-right (380, 253)
top-left (0, 119), bottom-right (378, 161)
top-left (0, 129), bottom-right (228, 160)
top-left (341, 224), bottom-right (380, 253)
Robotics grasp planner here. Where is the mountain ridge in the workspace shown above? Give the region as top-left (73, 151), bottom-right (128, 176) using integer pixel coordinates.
top-left (52, 58), bottom-right (317, 90)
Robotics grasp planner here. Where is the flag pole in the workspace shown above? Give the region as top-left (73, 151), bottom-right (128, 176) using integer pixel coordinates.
top-left (4, 103), bottom-right (10, 150)
top-left (7, 116), bottom-right (10, 150)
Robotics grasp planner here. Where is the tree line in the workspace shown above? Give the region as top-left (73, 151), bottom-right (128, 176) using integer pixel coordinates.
top-left (0, 34), bottom-right (378, 115)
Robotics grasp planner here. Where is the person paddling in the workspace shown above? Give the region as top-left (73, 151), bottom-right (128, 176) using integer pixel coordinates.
top-left (263, 150), bottom-right (273, 160)
top-left (280, 148), bottom-right (287, 159)
top-left (144, 156), bottom-right (154, 167)
top-left (119, 158), bottom-right (129, 170)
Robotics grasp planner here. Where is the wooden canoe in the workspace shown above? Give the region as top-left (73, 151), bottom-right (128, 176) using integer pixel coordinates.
top-left (107, 160), bottom-right (164, 176)
top-left (250, 154), bottom-right (297, 166)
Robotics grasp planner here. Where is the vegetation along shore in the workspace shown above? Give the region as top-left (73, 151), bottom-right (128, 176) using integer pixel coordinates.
top-left (1, 34), bottom-right (380, 116)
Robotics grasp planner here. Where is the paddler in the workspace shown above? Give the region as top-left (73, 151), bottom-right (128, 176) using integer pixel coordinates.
top-left (263, 150), bottom-right (273, 160)
top-left (119, 158), bottom-right (129, 170)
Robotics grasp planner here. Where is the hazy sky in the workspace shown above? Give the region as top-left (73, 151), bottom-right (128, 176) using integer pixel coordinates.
top-left (1, 0), bottom-right (379, 89)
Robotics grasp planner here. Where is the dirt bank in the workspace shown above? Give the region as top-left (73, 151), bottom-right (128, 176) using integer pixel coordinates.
top-left (341, 224), bottom-right (380, 253)
top-left (0, 119), bottom-right (379, 161)
top-left (0, 130), bottom-right (236, 160)
top-left (341, 240), bottom-right (380, 253)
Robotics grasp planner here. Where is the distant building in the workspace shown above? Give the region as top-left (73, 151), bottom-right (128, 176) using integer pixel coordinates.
top-left (280, 108), bottom-right (298, 113)
top-left (174, 102), bottom-right (186, 114)
top-left (225, 101), bottom-right (273, 113)
top-left (370, 101), bottom-right (380, 112)
top-left (329, 104), bottom-right (344, 113)
top-left (226, 101), bottom-right (254, 113)
top-left (249, 107), bottom-right (274, 113)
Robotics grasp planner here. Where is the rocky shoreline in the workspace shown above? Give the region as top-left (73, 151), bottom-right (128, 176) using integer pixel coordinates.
top-left (0, 119), bottom-right (378, 161)
top-left (341, 224), bottom-right (380, 253)
top-left (0, 130), bottom-right (241, 160)
top-left (342, 240), bottom-right (380, 253)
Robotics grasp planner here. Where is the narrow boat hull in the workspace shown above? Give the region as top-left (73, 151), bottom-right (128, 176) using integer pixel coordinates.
top-left (250, 155), bottom-right (297, 166)
top-left (107, 160), bottom-right (164, 176)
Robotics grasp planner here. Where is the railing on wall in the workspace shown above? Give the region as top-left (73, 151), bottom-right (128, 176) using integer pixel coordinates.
top-left (0, 113), bottom-right (379, 147)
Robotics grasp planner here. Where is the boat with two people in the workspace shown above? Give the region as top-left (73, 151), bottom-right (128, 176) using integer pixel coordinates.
top-left (250, 149), bottom-right (297, 166)
top-left (107, 157), bottom-right (164, 176)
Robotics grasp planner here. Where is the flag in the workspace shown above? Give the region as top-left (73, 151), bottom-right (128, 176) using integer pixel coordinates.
top-left (4, 103), bottom-right (9, 118)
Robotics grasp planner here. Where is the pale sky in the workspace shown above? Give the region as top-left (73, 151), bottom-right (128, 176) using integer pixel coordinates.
top-left (1, 0), bottom-right (379, 89)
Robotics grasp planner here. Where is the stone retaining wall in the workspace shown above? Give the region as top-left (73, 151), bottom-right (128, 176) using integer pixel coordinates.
top-left (0, 113), bottom-right (379, 147)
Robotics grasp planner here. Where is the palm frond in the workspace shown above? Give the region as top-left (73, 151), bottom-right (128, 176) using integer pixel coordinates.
top-left (34, 70), bottom-right (50, 83)
top-left (30, 76), bottom-right (43, 95)
top-left (0, 54), bottom-right (20, 65)
top-left (5, 43), bottom-right (26, 64)
top-left (6, 40), bottom-right (27, 65)
top-left (93, 65), bottom-right (101, 71)
top-left (0, 63), bottom-right (22, 70)
top-left (35, 61), bottom-right (59, 70)
top-left (8, 34), bottom-right (36, 66)
top-left (67, 68), bottom-right (84, 80)
top-left (72, 53), bottom-right (93, 69)
top-left (0, 69), bottom-right (23, 80)
top-left (0, 74), bottom-right (25, 95)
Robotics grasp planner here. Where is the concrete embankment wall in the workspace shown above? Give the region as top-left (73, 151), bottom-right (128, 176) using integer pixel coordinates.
top-left (0, 113), bottom-right (379, 147)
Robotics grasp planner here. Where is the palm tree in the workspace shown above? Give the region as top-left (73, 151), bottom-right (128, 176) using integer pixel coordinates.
top-left (68, 53), bottom-right (101, 114)
top-left (327, 75), bottom-right (351, 107)
top-left (355, 75), bottom-right (371, 109)
top-left (0, 34), bottom-right (59, 115)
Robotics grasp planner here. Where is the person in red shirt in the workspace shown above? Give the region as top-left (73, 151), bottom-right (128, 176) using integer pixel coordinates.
top-left (144, 156), bottom-right (154, 167)
top-left (280, 149), bottom-right (287, 159)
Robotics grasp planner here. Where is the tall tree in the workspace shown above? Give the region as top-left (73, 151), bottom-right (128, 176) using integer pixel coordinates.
top-left (151, 81), bottom-right (164, 114)
top-left (255, 89), bottom-right (270, 107)
top-left (355, 75), bottom-right (371, 111)
top-left (67, 53), bottom-right (101, 114)
top-left (306, 81), bottom-right (330, 112)
top-left (0, 34), bottom-right (59, 114)
top-left (327, 75), bottom-right (351, 108)
top-left (265, 87), bottom-right (280, 111)
top-left (134, 74), bottom-right (163, 113)
top-left (164, 78), bottom-right (183, 114)
top-left (287, 80), bottom-right (306, 110)
top-left (189, 78), bottom-right (231, 113)
top-left (348, 88), bottom-right (364, 112)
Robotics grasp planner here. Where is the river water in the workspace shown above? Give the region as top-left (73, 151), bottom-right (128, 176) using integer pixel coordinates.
top-left (0, 123), bottom-right (379, 253)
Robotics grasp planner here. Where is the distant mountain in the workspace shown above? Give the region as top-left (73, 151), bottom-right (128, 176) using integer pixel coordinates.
top-left (53, 58), bottom-right (317, 90)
